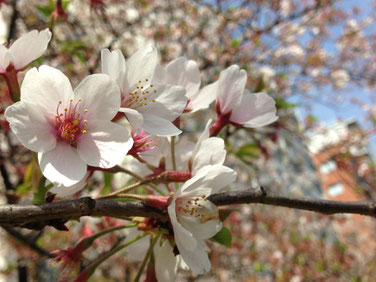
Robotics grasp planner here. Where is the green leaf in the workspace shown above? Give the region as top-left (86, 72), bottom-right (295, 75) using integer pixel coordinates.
top-left (231, 37), bottom-right (241, 48)
top-left (210, 227), bottom-right (232, 248)
top-left (101, 172), bottom-right (113, 195)
top-left (32, 177), bottom-right (53, 204)
top-left (235, 143), bottom-right (260, 159)
top-left (274, 98), bottom-right (296, 110)
top-left (253, 262), bottom-right (264, 272)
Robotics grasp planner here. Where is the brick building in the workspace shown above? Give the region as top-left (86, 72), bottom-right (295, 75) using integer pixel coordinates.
top-left (307, 120), bottom-right (376, 254)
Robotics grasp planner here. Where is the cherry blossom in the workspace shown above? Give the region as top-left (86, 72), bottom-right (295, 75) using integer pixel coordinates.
top-left (0, 29), bottom-right (51, 73)
top-left (101, 47), bottom-right (187, 136)
top-left (0, 29), bottom-right (52, 101)
top-left (153, 57), bottom-right (216, 113)
top-left (167, 165), bottom-right (237, 274)
top-left (5, 65), bottom-right (133, 186)
top-left (190, 120), bottom-right (226, 175)
top-left (207, 65), bottom-right (278, 136)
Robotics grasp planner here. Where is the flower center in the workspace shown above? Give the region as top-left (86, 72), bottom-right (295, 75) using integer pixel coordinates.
top-left (54, 98), bottom-right (88, 147)
top-left (122, 79), bottom-right (157, 109)
top-left (176, 194), bottom-right (210, 220)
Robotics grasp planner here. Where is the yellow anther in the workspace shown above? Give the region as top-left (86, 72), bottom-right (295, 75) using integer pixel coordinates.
top-left (152, 99), bottom-right (156, 102)
top-left (146, 79), bottom-right (149, 81)
top-left (84, 120), bottom-right (87, 123)
top-left (82, 130), bottom-right (87, 134)
top-left (138, 80), bottom-right (141, 83)
top-left (78, 98), bottom-right (82, 102)
top-left (154, 90), bottom-right (157, 93)
top-left (64, 108), bottom-right (68, 111)
top-left (59, 101), bottom-right (62, 104)
top-left (70, 99), bottom-right (73, 102)
top-left (84, 109), bottom-right (88, 113)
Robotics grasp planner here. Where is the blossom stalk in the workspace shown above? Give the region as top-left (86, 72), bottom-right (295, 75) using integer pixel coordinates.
top-left (1, 65), bottom-right (20, 102)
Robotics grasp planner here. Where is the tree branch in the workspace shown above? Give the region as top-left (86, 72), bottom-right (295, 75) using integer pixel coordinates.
top-left (208, 187), bottom-right (376, 217)
top-left (0, 188), bottom-right (375, 230)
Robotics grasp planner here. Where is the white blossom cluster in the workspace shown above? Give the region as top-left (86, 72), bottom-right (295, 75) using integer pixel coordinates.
top-left (2, 29), bottom-right (277, 281)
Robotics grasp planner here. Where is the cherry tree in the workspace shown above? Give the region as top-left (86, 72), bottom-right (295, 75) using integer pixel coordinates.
top-left (0, 0), bottom-right (375, 281)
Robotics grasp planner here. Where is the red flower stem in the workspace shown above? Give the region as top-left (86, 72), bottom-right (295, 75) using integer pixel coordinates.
top-left (209, 112), bottom-right (232, 137)
top-left (1, 67), bottom-right (20, 102)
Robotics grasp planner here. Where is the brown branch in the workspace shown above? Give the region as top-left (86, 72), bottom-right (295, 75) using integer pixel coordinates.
top-left (0, 188), bottom-right (375, 230)
top-left (0, 197), bottom-right (168, 230)
top-left (208, 187), bottom-right (376, 217)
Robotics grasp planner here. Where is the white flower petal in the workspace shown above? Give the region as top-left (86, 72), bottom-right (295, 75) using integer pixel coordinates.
top-left (179, 208), bottom-right (222, 239)
top-left (187, 81), bottom-right (217, 113)
top-left (119, 107), bottom-right (144, 131)
top-left (20, 66), bottom-right (74, 116)
top-left (38, 142), bottom-right (87, 186)
top-left (142, 114), bottom-right (182, 136)
top-left (126, 46), bottom-right (158, 87)
top-left (177, 239), bottom-right (211, 275)
top-left (230, 91), bottom-right (278, 127)
top-left (151, 64), bottom-right (167, 84)
top-left (137, 84), bottom-right (187, 121)
top-left (74, 74), bottom-right (121, 123)
top-left (195, 119), bottom-right (211, 148)
top-left (8, 29), bottom-right (51, 70)
top-left (155, 240), bottom-right (178, 282)
top-left (217, 65), bottom-right (247, 113)
top-left (192, 138), bottom-right (226, 174)
top-left (49, 172), bottom-right (90, 197)
top-left (101, 49), bottom-right (126, 88)
top-left (77, 122), bottom-right (133, 168)
top-left (165, 58), bottom-right (201, 99)
top-left (0, 44), bottom-right (10, 73)
top-left (4, 101), bottom-right (56, 153)
top-left (168, 198), bottom-right (198, 250)
top-left (182, 165), bottom-right (237, 195)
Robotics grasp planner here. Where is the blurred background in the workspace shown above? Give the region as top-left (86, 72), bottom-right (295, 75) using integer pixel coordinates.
top-left (0, 0), bottom-right (376, 281)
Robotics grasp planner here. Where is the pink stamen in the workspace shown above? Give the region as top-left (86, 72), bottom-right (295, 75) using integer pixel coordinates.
top-left (54, 98), bottom-right (88, 147)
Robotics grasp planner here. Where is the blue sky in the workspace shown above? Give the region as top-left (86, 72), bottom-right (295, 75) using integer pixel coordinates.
top-left (290, 0), bottom-right (376, 157)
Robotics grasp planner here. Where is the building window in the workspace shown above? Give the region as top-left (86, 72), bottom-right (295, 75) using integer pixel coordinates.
top-left (320, 160), bottom-right (336, 174)
top-left (328, 183), bottom-right (344, 197)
